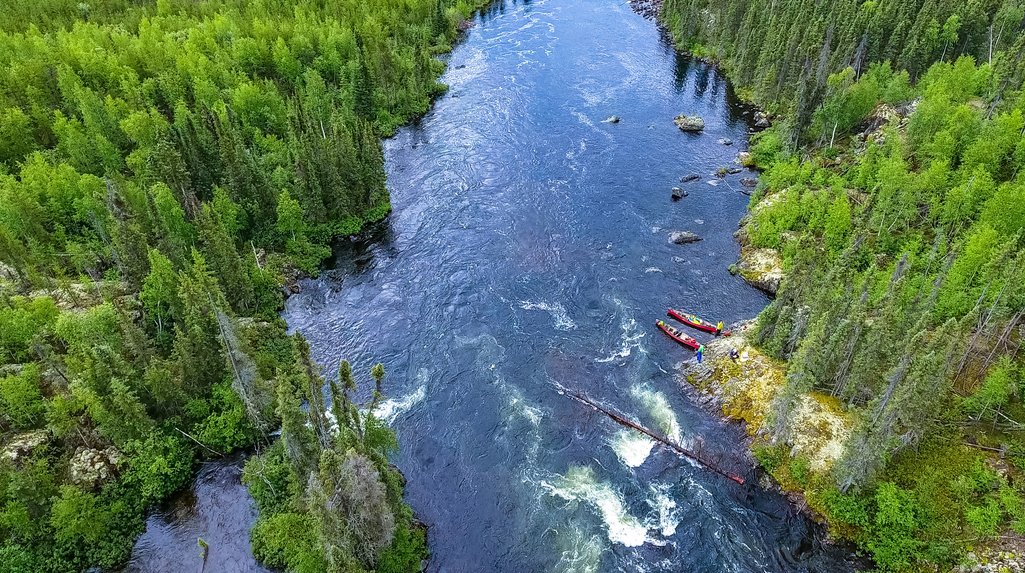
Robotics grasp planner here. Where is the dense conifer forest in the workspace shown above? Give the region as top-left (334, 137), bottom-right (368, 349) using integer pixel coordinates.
top-left (662, 0), bottom-right (1025, 570)
top-left (0, 0), bottom-right (481, 571)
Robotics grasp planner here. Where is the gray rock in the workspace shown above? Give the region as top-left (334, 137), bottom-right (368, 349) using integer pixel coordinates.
top-left (604, 115), bottom-right (621, 124)
top-left (717, 138), bottom-right (733, 146)
top-left (669, 231), bottom-right (702, 244)
top-left (671, 187), bottom-right (687, 200)
top-left (736, 151), bottom-right (754, 167)
top-left (753, 111), bottom-right (771, 129)
top-left (740, 178), bottom-right (758, 188)
top-left (2, 430), bottom-right (50, 463)
top-left (674, 114), bottom-right (705, 132)
top-left (727, 167), bottom-right (743, 175)
top-left (680, 174), bottom-right (701, 183)
top-left (69, 447), bottom-right (122, 489)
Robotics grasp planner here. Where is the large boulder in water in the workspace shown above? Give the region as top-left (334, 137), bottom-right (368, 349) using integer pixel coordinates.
top-left (671, 187), bottom-right (686, 200)
top-left (669, 231), bottom-right (702, 244)
top-left (674, 114), bottom-right (705, 132)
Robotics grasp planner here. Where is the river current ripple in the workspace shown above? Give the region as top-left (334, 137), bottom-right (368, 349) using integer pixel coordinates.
top-left (128, 0), bottom-right (862, 571)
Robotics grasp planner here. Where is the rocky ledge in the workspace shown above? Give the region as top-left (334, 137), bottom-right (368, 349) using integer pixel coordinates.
top-left (732, 246), bottom-right (783, 295)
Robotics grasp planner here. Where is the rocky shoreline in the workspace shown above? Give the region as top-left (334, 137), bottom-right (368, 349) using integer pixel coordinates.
top-left (628, 0), bottom-right (662, 21)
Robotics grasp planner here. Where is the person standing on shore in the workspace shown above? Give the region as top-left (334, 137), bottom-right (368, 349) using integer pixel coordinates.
top-left (696, 344), bottom-right (704, 363)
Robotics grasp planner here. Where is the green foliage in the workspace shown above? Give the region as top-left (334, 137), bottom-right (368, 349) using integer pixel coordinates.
top-left (673, 5), bottom-right (1025, 570)
top-left (660, 0), bottom-right (1024, 140)
top-left (0, 297), bottom-right (59, 363)
top-left (0, 365), bottom-right (45, 430)
top-left (868, 482), bottom-right (922, 571)
top-left (251, 512), bottom-right (327, 573)
top-left (376, 507), bottom-right (429, 573)
top-left (247, 350), bottom-right (424, 572)
top-left (963, 357), bottom-right (1019, 419)
top-left (122, 434), bottom-right (194, 506)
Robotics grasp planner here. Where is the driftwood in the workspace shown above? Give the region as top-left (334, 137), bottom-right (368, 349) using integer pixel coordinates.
top-left (559, 388), bottom-right (746, 485)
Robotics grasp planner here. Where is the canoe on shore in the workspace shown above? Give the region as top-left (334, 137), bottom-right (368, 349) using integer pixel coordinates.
top-left (656, 320), bottom-right (701, 350)
top-left (668, 309), bottom-right (729, 336)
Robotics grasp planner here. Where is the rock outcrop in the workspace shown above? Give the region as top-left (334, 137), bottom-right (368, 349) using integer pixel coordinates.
top-left (669, 231), bottom-right (702, 244)
top-left (681, 321), bottom-right (851, 474)
top-left (69, 447), bottom-right (122, 489)
top-left (753, 111), bottom-right (771, 129)
top-left (2, 430), bottom-right (50, 463)
top-left (680, 173), bottom-right (701, 183)
top-left (671, 187), bottom-right (686, 200)
top-left (674, 114), bottom-right (705, 132)
top-left (733, 246), bottom-right (783, 295)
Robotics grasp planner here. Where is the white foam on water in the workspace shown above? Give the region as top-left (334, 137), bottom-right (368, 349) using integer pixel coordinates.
top-left (551, 526), bottom-right (604, 573)
top-left (610, 429), bottom-right (656, 468)
top-left (630, 386), bottom-right (683, 444)
top-left (647, 483), bottom-right (682, 537)
top-left (519, 300), bottom-right (576, 330)
top-left (596, 310), bottom-right (646, 363)
top-left (373, 384), bottom-right (428, 425)
top-left (644, 267), bottom-right (663, 273)
top-left (543, 465), bottom-right (649, 547)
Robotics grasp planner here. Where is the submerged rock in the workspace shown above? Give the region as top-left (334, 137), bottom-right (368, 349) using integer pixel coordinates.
top-left (717, 138), bottom-right (733, 146)
top-left (740, 178), bottom-right (758, 188)
top-left (680, 173), bottom-right (701, 183)
top-left (727, 167), bottom-right (743, 175)
top-left (674, 114), bottom-right (705, 132)
top-left (669, 231), bottom-right (702, 244)
top-left (604, 115), bottom-right (621, 124)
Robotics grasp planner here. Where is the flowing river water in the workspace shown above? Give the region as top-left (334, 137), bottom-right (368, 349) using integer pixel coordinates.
top-left (126, 0), bottom-right (863, 571)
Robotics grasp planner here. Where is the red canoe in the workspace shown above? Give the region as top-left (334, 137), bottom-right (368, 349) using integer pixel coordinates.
top-left (656, 320), bottom-right (701, 350)
top-left (668, 309), bottom-right (728, 336)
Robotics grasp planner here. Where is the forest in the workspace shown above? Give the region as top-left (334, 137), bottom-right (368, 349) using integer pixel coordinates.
top-left (0, 0), bottom-right (481, 571)
top-left (660, 0), bottom-right (1025, 570)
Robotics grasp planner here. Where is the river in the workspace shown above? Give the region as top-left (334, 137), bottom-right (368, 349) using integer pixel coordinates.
top-left (125, 0), bottom-right (861, 571)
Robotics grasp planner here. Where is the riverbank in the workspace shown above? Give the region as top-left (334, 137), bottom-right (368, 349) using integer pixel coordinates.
top-left (672, 91), bottom-right (1025, 573)
top-left (681, 321), bottom-right (851, 514)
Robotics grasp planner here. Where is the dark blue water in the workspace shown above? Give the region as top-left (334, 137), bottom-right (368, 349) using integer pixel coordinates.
top-left (281, 0), bottom-right (860, 571)
top-left (125, 0), bottom-right (860, 571)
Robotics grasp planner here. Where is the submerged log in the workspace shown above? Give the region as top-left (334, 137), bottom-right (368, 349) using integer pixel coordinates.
top-left (559, 388), bottom-right (746, 485)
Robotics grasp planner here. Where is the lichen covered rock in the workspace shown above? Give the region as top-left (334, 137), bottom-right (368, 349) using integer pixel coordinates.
top-left (69, 447), bottom-right (122, 489)
top-left (733, 246), bottom-right (783, 295)
top-left (674, 114), bottom-right (705, 132)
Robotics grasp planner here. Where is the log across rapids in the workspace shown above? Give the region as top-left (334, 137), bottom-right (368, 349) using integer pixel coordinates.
top-left (558, 387), bottom-right (746, 485)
